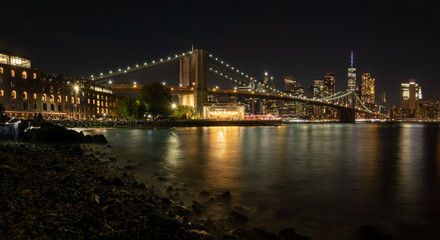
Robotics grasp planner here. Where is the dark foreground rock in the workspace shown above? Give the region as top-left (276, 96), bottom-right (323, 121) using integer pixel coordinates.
top-left (0, 142), bottom-right (316, 240)
top-left (23, 122), bottom-right (107, 144)
top-left (0, 143), bottom-right (211, 239)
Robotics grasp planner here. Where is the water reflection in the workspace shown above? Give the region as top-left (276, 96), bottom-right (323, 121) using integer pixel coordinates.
top-left (81, 124), bottom-right (440, 240)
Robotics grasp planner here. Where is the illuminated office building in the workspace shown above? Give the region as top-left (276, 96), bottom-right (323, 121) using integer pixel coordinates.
top-left (360, 71), bottom-right (375, 104)
top-left (313, 79), bottom-right (324, 98)
top-left (323, 73), bottom-right (335, 97)
top-left (401, 79), bottom-right (421, 116)
top-left (347, 51), bottom-right (356, 91)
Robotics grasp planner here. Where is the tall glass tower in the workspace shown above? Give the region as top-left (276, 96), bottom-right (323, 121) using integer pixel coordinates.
top-left (347, 51), bottom-right (356, 91)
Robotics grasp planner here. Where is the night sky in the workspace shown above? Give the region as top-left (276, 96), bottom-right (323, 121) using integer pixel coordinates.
top-left (1, 0), bottom-right (439, 106)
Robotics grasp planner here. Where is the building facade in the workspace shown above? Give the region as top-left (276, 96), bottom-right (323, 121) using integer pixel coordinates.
top-left (360, 71), bottom-right (375, 104)
top-left (323, 73), bottom-right (336, 97)
top-left (0, 50), bottom-right (121, 119)
top-left (401, 79), bottom-right (421, 117)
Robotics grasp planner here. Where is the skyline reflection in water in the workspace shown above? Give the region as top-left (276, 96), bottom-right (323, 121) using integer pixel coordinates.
top-left (82, 124), bottom-right (440, 240)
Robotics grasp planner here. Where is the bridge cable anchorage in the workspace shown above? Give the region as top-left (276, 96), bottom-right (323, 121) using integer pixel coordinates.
top-left (89, 50), bottom-right (195, 81)
top-left (208, 53), bottom-right (280, 93)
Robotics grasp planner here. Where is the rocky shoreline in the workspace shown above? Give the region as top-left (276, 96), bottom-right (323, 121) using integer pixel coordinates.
top-left (0, 121), bottom-right (395, 240)
top-left (0, 142), bottom-right (318, 240)
top-left (50, 119), bottom-right (282, 129)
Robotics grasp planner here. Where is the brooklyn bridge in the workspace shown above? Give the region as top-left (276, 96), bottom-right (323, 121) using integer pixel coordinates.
top-left (90, 49), bottom-right (388, 123)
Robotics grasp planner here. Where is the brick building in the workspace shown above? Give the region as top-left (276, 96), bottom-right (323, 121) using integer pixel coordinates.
top-left (0, 50), bottom-right (121, 119)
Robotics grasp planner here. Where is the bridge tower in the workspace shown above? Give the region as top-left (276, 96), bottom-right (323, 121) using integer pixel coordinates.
top-left (339, 91), bottom-right (356, 123)
top-left (179, 49), bottom-right (208, 118)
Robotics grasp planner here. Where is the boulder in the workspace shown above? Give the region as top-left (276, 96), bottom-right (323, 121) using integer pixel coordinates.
top-left (279, 227), bottom-right (311, 240)
top-left (249, 228), bottom-right (281, 240)
top-left (353, 225), bottom-right (393, 240)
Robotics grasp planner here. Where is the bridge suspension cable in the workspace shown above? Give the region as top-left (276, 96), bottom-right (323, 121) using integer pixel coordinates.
top-left (354, 93), bottom-right (373, 113)
top-left (90, 50), bottom-right (197, 82)
top-left (207, 53), bottom-right (282, 94)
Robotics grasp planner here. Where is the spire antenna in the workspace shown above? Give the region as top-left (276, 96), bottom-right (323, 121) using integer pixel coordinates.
top-left (351, 51), bottom-right (354, 68)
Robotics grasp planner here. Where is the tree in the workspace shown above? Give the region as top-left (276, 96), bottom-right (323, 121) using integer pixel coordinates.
top-left (171, 105), bottom-right (196, 119)
top-left (137, 82), bottom-right (172, 117)
top-left (117, 98), bottom-right (137, 119)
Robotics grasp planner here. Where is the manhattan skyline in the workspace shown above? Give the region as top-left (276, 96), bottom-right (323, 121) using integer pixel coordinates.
top-left (1, 1), bottom-right (439, 106)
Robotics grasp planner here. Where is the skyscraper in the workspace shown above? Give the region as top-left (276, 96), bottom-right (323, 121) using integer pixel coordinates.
top-left (347, 51), bottom-right (356, 91)
top-left (323, 73), bottom-right (335, 97)
top-left (313, 79), bottom-right (324, 98)
top-left (360, 71), bottom-right (375, 104)
top-left (401, 79), bottom-right (422, 116)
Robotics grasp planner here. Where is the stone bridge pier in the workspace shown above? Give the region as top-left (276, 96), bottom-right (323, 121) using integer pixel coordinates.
top-left (179, 49), bottom-right (208, 118)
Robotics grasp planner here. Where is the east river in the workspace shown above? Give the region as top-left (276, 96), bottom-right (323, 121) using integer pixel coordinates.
top-left (81, 123), bottom-right (440, 240)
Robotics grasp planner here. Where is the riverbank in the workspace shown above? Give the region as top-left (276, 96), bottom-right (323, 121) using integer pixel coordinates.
top-left (50, 119), bottom-right (282, 128)
top-left (0, 142), bottom-right (319, 240)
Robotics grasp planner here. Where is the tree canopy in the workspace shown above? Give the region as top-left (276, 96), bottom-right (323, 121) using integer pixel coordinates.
top-left (137, 82), bottom-right (172, 117)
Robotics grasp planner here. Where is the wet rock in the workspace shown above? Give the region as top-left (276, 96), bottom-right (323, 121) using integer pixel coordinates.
top-left (111, 176), bottom-right (124, 186)
top-left (157, 176), bottom-right (168, 182)
top-left (124, 165), bottom-right (135, 170)
top-left (109, 157), bottom-right (117, 162)
top-left (161, 197), bottom-right (172, 206)
top-left (192, 200), bottom-right (207, 216)
top-left (198, 191), bottom-right (210, 200)
top-left (279, 227), bottom-right (310, 240)
top-left (70, 145), bottom-right (83, 155)
top-left (227, 211), bottom-right (248, 228)
top-left (353, 225), bottom-right (393, 240)
top-left (84, 135), bottom-right (93, 142)
top-left (92, 134), bottom-right (108, 144)
top-left (249, 228), bottom-right (281, 240)
top-left (232, 205), bottom-right (252, 216)
top-left (217, 191), bottom-right (232, 203)
top-left (232, 228), bottom-right (250, 240)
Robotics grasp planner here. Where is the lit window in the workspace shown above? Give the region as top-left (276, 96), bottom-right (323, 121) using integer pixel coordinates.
top-left (93, 99), bottom-right (95, 104)
top-left (22, 92), bottom-right (27, 100)
top-left (77, 97), bottom-right (80, 104)
top-left (33, 93), bottom-right (37, 99)
top-left (88, 99), bottom-right (90, 104)
top-left (33, 73), bottom-right (37, 79)
top-left (50, 94), bottom-right (54, 102)
top-left (82, 92), bottom-right (84, 97)
top-left (42, 94), bottom-right (47, 101)
top-left (11, 70), bottom-right (15, 77)
top-left (0, 90), bottom-right (3, 96)
top-left (65, 96), bottom-right (68, 102)
top-left (0, 67), bottom-right (3, 74)
top-left (97, 100), bottom-right (100, 106)
top-left (11, 90), bottom-right (17, 99)
top-left (57, 95), bottom-right (62, 102)
top-left (50, 87), bottom-right (53, 93)
top-left (71, 97), bottom-right (74, 104)
top-left (22, 71), bottom-right (27, 79)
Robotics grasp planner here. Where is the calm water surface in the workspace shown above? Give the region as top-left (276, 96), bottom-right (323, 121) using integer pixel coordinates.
top-left (82, 124), bottom-right (440, 239)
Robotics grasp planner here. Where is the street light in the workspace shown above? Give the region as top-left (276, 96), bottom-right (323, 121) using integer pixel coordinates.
top-left (172, 103), bottom-right (176, 109)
